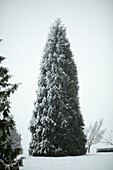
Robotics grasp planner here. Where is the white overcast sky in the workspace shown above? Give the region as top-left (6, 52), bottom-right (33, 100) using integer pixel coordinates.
top-left (0, 0), bottom-right (113, 154)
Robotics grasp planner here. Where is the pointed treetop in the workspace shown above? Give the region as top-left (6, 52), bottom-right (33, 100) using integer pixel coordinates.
top-left (54, 18), bottom-right (62, 26)
top-left (49, 18), bottom-right (66, 36)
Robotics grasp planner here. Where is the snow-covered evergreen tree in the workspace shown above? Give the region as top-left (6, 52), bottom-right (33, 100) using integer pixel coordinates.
top-left (0, 40), bottom-right (23, 169)
top-left (29, 19), bottom-right (86, 156)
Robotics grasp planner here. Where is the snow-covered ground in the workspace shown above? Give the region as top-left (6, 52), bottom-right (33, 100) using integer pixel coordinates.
top-left (20, 153), bottom-right (113, 170)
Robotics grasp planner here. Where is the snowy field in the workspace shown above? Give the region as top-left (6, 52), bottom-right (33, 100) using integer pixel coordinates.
top-left (20, 153), bottom-right (113, 170)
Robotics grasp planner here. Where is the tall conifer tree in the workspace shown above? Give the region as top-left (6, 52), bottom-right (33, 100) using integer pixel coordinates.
top-left (29, 19), bottom-right (86, 156)
top-left (0, 40), bottom-right (23, 169)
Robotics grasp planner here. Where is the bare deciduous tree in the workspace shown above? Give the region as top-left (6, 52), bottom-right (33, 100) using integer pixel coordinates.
top-left (85, 119), bottom-right (106, 153)
top-left (102, 131), bottom-right (113, 146)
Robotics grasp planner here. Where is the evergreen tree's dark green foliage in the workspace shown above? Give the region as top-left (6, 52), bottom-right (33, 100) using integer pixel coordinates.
top-left (0, 40), bottom-right (23, 169)
top-left (29, 19), bottom-right (86, 156)
top-left (10, 126), bottom-right (23, 156)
